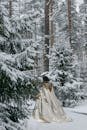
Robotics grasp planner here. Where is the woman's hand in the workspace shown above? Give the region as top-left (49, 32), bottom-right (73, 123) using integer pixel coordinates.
top-left (49, 83), bottom-right (53, 92)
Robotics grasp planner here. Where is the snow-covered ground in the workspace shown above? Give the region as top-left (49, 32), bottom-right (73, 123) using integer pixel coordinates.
top-left (24, 103), bottom-right (87, 130)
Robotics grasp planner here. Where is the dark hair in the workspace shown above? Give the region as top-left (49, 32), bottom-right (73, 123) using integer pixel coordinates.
top-left (43, 76), bottom-right (50, 82)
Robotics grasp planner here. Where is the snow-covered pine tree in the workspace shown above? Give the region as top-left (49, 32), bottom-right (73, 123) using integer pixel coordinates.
top-left (53, 0), bottom-right (81, 51)
top-left (0, 0), bottom-right (35, 101)
top-left (68, 0), bottom-right (81, 51)
top-left (50, 45), bottom-right (84, 107)
top-left (48, 0), bottom-right (85, 107)
top-left (53, 0), bottom-right (69, 46)
top-left (79, 0), bottom-right (87, 98)
top-left (0, 0), bottom-right (43, 129)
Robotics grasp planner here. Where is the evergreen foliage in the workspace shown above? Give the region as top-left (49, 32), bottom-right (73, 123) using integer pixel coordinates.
top-left (0, 0), bottom-right (86, 129)
top-left (51, 45), bottom-right (84, 107)
top-left (0, 1), bottom-right (40, 129)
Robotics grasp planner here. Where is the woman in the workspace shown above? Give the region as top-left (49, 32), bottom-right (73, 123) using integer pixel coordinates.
top-left (33, 76), bottom-right (71, 123)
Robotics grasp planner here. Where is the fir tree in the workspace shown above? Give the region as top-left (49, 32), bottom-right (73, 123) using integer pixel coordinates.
top-left (0, 1), bottom-right (41, 129)
top-left (50, 45), bottom-right (84, 107)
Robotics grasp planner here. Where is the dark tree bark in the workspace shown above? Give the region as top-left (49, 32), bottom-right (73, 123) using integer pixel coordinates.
top-left (9, 0), bottom-right (12, 17)
top-left (44, 0), bottom-right (50, 72)
top-left (84, 0), bottom-right (87, 42)
top-left (49, 0), bottom-right (54, 47)
top-left (84, 0), bottom-right (87, 4)
top-left (67, 0), bottom-right (72, 46)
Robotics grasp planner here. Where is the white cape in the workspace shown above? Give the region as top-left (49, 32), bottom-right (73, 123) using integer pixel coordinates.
top-left (33, 83), bottom-right (71, 123)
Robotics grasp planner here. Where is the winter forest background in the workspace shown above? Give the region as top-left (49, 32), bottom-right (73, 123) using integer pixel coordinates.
top-left (0, 0), bottom-right (87, 130)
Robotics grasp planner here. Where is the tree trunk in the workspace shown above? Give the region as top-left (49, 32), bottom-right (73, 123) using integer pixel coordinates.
top-left (84, 0), bottom-right (87, 42)
top-left (44, 0), bottom-right (50, 72)
top-left (84, 0), bottom-right (87, 4)
top-left (9, 0), bottom-right (12, 17)
top-left (67, 0), bottom-right (72, 46)
top-left (49, 0), bottom-right (54, 47)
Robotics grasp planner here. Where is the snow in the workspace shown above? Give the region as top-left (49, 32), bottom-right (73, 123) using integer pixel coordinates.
top-left (24, 104), bottom-right (87, 130)
top-left (72, 100), bottom-right (87, 115)
top-left (73, 106), bottom-right (87, 115)
top-left (0, 127), bottom-right (5, 130)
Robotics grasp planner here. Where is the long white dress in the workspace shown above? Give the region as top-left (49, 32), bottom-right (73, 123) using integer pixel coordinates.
top-left (33, 82), bottom-right (71, 123)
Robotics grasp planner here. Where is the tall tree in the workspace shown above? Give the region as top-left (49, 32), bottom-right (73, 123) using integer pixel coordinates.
top-left (0, 1), bottom-right (41, 129)
top-left (44, 0), bottom-right (54, 71)
top-left (9, 0), bottom-right (12, 17)
top-left (83, 0), bottom-right (87, 42)
top-left (67, 0), bottom-right (72, 46)
top-left (79, 0), bottom-right (87, 83)
top-left (49, 0), bottom-right (54, 47)
top-left (44, 0), bottom-right (50, 72)
top-left (67, 0), bottom-right (80, 51)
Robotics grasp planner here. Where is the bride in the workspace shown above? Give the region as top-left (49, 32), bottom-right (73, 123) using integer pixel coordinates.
top-left (33, 76), bottom-right (71, 123)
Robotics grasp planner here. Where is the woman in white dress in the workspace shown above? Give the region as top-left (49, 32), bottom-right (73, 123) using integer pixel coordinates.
top-left (33, 76), bottom-right (71, 123)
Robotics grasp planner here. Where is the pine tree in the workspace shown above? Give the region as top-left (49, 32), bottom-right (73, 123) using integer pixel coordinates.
top-left (53, 0), bottom-right (81, 51)
top-left (0, 1), bottom-right (42, 129)
top-left (50, 44), bottom-right (84, 107)
top-left (79, 0), bottom-right (87, 98)
top-left (67, 0), bottom-right (81, 51)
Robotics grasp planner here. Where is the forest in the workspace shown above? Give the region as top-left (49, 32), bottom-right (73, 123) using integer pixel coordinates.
top-left (0, 0), bottom-right (87, 130)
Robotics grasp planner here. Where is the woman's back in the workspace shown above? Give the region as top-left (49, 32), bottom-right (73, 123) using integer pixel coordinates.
top-left (33, 75), bottom-right (72, 122)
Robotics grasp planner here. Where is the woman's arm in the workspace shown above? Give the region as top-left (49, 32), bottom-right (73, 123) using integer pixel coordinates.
top-left (49, 83), bottom-right (53, 92)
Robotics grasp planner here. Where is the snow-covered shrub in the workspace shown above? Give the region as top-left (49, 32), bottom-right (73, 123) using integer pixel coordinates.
top-left (50, 45), bottom-right (84, 107)
top-left (0, 102), bottom-right (28, 130)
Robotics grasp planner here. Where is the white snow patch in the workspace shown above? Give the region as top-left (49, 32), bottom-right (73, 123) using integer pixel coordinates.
top-left (71, 101), bottom-right (87, 115)
top-left (24, 104), bottom-right (87, 130)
